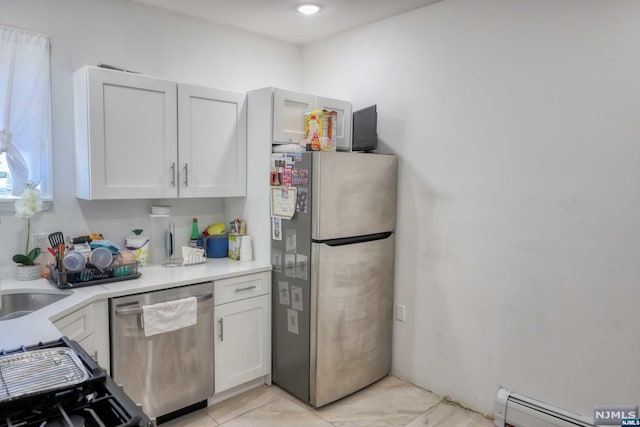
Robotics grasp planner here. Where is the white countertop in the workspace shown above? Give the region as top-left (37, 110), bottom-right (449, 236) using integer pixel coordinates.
top-left (0, 259), bottom-right (271, 350)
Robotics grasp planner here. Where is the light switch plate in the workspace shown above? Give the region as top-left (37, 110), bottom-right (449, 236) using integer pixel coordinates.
top-left (395, 304), bottom-right (406, 322)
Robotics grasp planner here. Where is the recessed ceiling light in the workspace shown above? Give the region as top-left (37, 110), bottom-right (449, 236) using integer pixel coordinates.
top-left (297, 4), bottom-right (321, 15)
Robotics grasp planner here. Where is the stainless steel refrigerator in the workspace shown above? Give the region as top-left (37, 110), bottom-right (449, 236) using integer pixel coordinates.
top-left (271, 151), bottom-right (397, 407)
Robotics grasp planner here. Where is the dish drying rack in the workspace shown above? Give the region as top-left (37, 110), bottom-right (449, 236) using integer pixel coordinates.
top-left (46, 261), bottom-right (141, 289)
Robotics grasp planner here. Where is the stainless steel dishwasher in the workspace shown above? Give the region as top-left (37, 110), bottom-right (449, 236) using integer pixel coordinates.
top-left (110, 282), bottom-right (214, 420)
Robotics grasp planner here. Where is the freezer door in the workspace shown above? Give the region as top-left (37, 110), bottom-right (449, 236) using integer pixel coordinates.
top-left (312, 152), bottom-right (397, 240)
top-left (310, 234), bottom-right (394, 407)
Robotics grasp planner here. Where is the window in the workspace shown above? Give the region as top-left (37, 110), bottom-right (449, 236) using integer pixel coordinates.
top-left (0, 25), bottom-right (52, 209)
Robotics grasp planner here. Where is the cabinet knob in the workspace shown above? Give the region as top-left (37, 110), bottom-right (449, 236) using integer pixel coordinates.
top-left (183, 163), bottom-right (189, 187)
top-left (218, 318), bottom-right (223, 341)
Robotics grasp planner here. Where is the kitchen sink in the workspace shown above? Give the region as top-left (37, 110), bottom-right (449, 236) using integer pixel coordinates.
top-left (0, 292), bottom-right (70, 321)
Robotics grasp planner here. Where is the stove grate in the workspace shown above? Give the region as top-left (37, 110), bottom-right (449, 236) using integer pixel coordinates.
top-left (0, 338), bottom-right (151, 427)
top-left (0, 348), bottom-right (88, 402)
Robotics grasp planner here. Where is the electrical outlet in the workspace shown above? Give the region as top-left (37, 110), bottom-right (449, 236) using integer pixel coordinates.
top-left (395, 304), bottom-right (406, 322)
top-left (32, 233), bottom-right (46, 252)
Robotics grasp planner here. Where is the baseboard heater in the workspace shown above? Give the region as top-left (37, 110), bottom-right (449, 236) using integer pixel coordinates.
top-left (494, 388), bottom-right (595, 427)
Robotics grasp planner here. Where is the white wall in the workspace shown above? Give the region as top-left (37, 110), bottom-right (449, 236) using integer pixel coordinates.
top-left (302, 0), bottom-right (640, 415)
top-left (0, 0), bottom-right (302, 276)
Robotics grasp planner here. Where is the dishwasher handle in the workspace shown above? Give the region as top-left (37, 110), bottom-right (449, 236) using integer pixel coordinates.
top-left (115, 293), bottom-right (213, 316)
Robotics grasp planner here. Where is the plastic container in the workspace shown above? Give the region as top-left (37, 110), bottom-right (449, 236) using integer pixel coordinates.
top-left (239, 235), bottom-right (253, 262)
top-left (90, 247), bottom-right (113, 270)
top-left (151, 205), bottom-right (171, 215)
top-left (150, 214), bottom-right (171, 264)
top-left (228, 234), bottom-right (243, 260)
top-left (205, 234), bottom-right (228, 258)
top-left (123, 236), bottom-right (149, 266)
top-left (62, 251), bottom-right (87, 272)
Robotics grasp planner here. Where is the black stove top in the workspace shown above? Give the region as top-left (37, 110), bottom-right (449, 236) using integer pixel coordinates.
top-left (0, 337), bottom-right (152, 427)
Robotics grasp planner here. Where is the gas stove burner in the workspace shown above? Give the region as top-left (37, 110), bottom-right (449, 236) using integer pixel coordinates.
top-left (0, 337), bottom-right (152, 427)
top-left (42, 414), bottom-right (85, 427)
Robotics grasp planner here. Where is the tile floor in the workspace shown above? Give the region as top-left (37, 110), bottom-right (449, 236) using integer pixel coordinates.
top-left (162, 375), bottom-right (494, 427)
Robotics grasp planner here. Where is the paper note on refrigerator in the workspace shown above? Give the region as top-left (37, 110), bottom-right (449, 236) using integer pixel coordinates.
top-left (278, 281), bottom-right (290, 306)
top-left (271, 186), bottom-right (297, 219)
top-left (284, 253), bottom-right (296, 278)
top-left (291, 286), bottom-right (303, 311)
top-left (287, 309), bottom-right (299, 334)
top-left (272, 217), bottom-right (282, 241)
top-left (272, 249), bottom-right (282, 272)
top-left (295, 254), bottom-right (307, 280)
top-left (285, 229), bottom-right (297, 253)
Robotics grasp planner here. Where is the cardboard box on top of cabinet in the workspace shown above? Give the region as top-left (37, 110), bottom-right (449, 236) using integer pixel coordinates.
top-left (300, 109), bottom-right (337, 151)
top-left (228, 234), bottom-right (244, 260)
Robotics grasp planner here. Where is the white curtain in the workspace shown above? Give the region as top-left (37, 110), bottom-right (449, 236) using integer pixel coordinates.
top-left (0, 25), bottom-right (51, 196)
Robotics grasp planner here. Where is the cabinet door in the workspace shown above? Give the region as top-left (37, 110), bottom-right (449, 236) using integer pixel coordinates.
top-left (53, 304), bottom-right (94, 343)
top-left (84, 67), bottom-right (178, 199)
top-left (178, 84), bottom-right (247, 197)
top-left (53, 301), bottom-right (110, 370)
top-left (214, 294), bottom-right (271, 393)
top-left (273, 89), bottom-right (316, 144)
top-left (316, 96), bottom-right (352, 151)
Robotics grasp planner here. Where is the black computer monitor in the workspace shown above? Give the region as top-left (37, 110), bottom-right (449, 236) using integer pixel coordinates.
top-left (351, 105), bottom-right (377, 152)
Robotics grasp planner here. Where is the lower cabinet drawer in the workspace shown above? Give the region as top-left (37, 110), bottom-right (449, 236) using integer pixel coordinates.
top-left (214, 272), bottom-right (269, 305)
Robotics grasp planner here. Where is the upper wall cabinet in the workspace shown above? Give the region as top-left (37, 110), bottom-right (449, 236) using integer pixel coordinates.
top-left (74, 67), bottom-right (178, 199)
top-left (272, 88), bottom-right (352, 151)
top-left (272, 89), bottom-right (316, 144)
top-left (178, 84), bottom-right (246, 198)
top-left (315, 96), bottom-right (351, 152)
top-left (74, 66), bottom-right (246, 200)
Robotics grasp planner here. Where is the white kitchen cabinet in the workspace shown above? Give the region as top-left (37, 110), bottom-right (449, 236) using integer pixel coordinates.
top-left (178, 84), bottom-right (246, 197)
top-left (74, 66), bottom-right (178, 199)
top-left (214, 272), bottom-right (271, 393)
top-left (74, 66), bottom-right (246, 199)
top-left (52, 300), bottom-right (110, 372)
top-left (273, 89), bottom-right (317, 144)
top-left (272, 88), bottom-right (352, 150)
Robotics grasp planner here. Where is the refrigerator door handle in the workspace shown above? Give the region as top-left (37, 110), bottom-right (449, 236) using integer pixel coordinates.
top-left (313, 231), bottom-right (392, 247)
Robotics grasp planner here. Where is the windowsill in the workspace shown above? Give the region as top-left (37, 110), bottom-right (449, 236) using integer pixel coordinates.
top-left (0, 198), bottom-right (53, 214)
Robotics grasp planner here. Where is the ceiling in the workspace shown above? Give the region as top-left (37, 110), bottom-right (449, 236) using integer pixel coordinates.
top-left (127, 0), bottom-right (443, 45)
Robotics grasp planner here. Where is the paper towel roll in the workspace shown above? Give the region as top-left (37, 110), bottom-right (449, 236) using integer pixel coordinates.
top-left (150, 214), bottom-right (170, 264)
top-left (239, 235), bottom-right (253, 262)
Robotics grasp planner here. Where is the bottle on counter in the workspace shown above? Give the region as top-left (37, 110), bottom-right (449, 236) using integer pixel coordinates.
top-left (190, 218), bottom-right (200, 248)
top-left (308, 115), bottom-right (321, 151)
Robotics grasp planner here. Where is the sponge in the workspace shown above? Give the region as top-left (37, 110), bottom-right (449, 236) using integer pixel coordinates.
top-left (205, 223), bottom-right (226, 236)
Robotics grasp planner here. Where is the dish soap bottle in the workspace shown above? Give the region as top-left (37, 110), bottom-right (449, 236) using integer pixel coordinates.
top-left (308, 114), bottom-right (321, 151)
top-left (190, 218), bottom-right (200, 248)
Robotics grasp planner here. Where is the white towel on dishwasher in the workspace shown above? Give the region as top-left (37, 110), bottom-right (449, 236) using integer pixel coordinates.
top-left (142, 296), bottom-right (197, 337)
